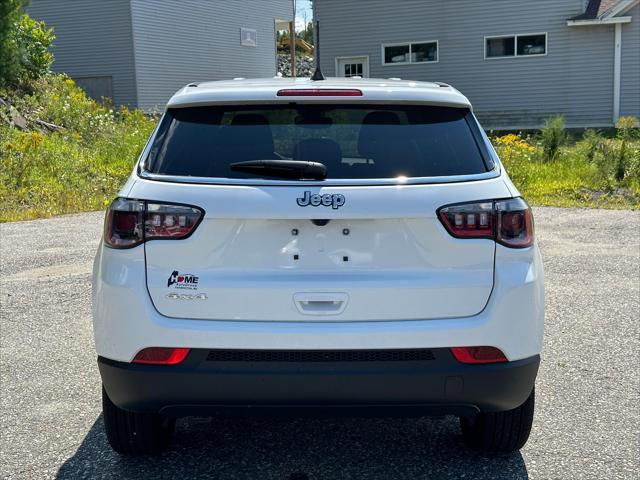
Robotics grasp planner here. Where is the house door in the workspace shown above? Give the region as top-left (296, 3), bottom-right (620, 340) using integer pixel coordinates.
top-left (336, 57), bottom-right (369, 78)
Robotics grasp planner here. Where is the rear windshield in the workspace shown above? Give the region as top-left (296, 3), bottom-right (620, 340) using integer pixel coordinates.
top-left (145, 105), bottom-right (492, 180)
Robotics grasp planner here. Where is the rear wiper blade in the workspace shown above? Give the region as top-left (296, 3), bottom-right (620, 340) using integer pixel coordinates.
top-left (230, 160), bottom-right (327, 180)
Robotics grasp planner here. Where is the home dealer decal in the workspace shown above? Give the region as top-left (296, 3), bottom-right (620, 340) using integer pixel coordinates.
top-left (167, 270), bottom-right (199, 290)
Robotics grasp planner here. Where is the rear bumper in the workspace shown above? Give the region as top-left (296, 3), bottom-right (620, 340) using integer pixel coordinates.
top-left (98, 348), bottom-right (539, 417)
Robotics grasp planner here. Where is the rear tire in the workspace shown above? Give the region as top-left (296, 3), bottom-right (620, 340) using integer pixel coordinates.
top-left (460, 388), bottom-right (535, 453)
top-left (102, 386), bottom-right (175, 455)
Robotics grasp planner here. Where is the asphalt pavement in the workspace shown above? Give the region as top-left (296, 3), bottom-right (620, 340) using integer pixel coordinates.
top-left (1, 207), bottom-right (638, 480)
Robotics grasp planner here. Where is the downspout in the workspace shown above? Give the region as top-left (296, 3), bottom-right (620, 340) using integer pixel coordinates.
top-left (613, 22), bottom-right (622, 124)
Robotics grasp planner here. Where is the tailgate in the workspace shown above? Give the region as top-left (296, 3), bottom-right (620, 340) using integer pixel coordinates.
top-left (142, 180), bottom-right (507, 322)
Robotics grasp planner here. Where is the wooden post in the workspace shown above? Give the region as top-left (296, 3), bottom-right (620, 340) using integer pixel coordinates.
top-left (290, 21), bottom-right (296, 78)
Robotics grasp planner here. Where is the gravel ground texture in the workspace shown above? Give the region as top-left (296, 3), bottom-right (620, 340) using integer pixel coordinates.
top-left (1, 207), bottom-right (639, 480)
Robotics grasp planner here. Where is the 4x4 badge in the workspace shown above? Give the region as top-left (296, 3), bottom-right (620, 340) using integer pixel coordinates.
top-left (296, 191), bottom-right (345, 210)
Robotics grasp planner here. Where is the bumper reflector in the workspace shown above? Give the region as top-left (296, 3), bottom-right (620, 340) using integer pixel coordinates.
top-left (451, 346), bottom-right (507, 364)
top-left (132, 347), bottom-right (190, 365)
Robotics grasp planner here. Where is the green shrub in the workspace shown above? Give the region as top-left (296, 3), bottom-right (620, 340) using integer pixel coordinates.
top-left (0, 0), bottom-right (24, 86)
top-left (539, 115), bottom-right (567, 162)
top-left (614, 116), bottom-right (639, 181)
top-left (13, 14), bottom-right (55, 84)
top-left (0, 10), bottom-right (55, 88)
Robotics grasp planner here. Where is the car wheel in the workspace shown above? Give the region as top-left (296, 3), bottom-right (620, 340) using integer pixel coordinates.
top-left (102, 386), bottom-right (175, 455)
top-left (460, 388), bottom-right (535, 453)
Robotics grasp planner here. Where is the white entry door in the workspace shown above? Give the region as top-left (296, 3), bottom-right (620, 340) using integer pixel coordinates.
top-left (336, 56), bottom-right (369, 78)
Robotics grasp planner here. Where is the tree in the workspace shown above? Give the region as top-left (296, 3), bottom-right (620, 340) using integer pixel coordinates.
top-left (14, 14), bottom-right (54, 83)
top-left (300, 20), bottom-right (314, 46)
top-left (0, 0), bottom-right (25, 85)
top-left (0, 1), bottom-right (54, 88)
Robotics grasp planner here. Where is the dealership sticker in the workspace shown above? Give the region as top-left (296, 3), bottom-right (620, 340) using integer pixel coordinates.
top-left (167, 270), bottom-right (199, 290)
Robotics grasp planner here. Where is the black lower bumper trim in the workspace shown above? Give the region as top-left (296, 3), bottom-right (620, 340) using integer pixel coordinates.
top-left (98, 348), bottom-right (539, 417)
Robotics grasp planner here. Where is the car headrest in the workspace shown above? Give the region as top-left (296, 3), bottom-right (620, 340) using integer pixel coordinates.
top-left (231, 113), bottom-right (270, 126)
top-left (220, 113), bottom-right (275, 160)
top-left (358, 111), bottom-right (402, 158)
top-left (294, 138), bottom-right (343, 172)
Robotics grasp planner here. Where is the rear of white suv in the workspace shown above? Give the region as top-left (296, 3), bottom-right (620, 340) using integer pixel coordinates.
top-left (93, 78), bottom-right (544, 455)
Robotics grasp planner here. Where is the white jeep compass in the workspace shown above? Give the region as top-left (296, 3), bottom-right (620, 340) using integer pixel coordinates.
top-left (93, 77), bottom-right (544, 455)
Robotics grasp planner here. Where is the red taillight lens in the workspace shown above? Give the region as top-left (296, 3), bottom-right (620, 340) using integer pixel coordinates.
top-left (451, 346), bottom-right (508, 364)
top-left (276, 88), bottom-right (363, 97)
top-left (495, 198), bottom-right (534, 248)
top-left (437, 197), bottom-right (534, 248)
top-left (104, 198), bottom-right (144, 249)
top-left (437, 201), bottom-right (494, 238)
top-left (132, 347), bottom-right (190, 365)
top-left (145, 202), bottom-right (203, 239)
top-left (104, 198), bottom-right (204, 248)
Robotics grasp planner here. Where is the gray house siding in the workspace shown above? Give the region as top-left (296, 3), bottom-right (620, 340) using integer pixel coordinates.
top-left (28, 0), bottom-right (138, 108)
top-left (620, 4), bottom-right (640, 118)
top-left (131, 0), bottom-right (292, 111)
top-left (314, 0), bottom-right (626, 129)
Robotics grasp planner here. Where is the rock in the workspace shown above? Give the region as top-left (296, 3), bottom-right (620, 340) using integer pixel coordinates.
top-left (35, 119), bottom-right (64, 132)
top-left (10, 107), bottom-right (27, 129)
top-left (277, 53), bottom-right (315, 77)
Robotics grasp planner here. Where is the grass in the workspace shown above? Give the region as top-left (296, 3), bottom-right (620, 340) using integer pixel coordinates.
top-left (0, 75), bottom-right (638, 222)
top-left (0, 75), bottom-right (155, 221)
top-left (493, 130), bottom-right (640, 209)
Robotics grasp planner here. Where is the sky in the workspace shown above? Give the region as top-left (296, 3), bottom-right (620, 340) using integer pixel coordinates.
top-left (295, 0), bottom-right (313, 31)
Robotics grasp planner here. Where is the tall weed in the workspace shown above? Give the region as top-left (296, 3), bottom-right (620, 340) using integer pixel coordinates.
top-left (539, 115), bottom-right (567, 162)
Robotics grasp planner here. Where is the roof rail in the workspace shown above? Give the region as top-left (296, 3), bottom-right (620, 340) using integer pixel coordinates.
top-left (434, 82), bottom-right (450, 88)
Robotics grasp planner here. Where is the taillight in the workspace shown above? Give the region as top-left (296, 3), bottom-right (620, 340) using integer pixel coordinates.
top-left (451, 346), bottom-right (508, 364)
top-left (276, 88), bottom-right (363, 96)
top-left (104, 198), bottom-right (204, 248)
top-left (145, 202), bottom-right (203, 240)
top-left (495, 198), bottom-right (534, 248)
top-left (104, 198), bottom-right (144, 248)
top-left (132, 347), bottom-right (190, 365)
top-left (438, 197), bottom-right (534, 248)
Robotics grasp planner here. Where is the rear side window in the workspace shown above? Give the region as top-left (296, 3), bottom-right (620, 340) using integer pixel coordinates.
top-left (145, 105), bottom-right (492, 180)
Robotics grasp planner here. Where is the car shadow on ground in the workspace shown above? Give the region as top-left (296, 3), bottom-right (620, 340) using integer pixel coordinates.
top-left (56, 414), bottom-right (528, 480)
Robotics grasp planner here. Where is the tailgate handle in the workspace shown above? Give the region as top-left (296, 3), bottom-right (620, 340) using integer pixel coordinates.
top-left (293, 293), bottom-right (349, 316)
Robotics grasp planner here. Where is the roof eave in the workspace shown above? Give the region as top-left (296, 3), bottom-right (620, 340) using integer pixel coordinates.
top-left (567, 15), bottom-right (632, 26)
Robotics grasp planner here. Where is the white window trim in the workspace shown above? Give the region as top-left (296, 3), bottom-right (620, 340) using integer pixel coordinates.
top-left (334, 56), bottom-right (370, 78)
top-left (484, 33), bottom-right (548, 60)
top-left (381, 40), bottom-right (439, 66)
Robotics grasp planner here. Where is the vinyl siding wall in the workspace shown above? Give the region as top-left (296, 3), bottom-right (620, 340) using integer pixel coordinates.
top-left (28, 0), bottom-right (138, 108)
top-left (620, 4), bottom-right (640, 118)
top-left (314, 0), bottom-right (620, 129)
top-left (130, 0), bottom-right (293, 112)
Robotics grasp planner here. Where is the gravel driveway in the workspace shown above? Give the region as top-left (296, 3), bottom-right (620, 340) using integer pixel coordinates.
top-left (1, 207), bottom-right (638, 480)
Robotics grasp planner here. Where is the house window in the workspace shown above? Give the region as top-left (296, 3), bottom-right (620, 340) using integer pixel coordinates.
top-left (486, 37), bottom-right (515, 58)
top-left (517, 34), bottom-right (546, 56)
top-left (344, 63), bottom-right (363, 77)
top-left (485, 33), bottom-right (546, 59)
top-left (383, 41), bottom-right (438, 65)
